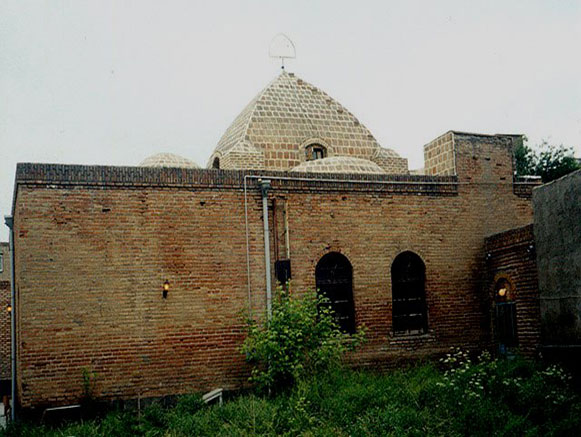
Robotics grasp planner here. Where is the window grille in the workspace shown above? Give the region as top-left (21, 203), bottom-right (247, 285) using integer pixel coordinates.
top-left (315, 252), bottom-right (355, 333)
top-left (391, 251), bottom-right (428, 334)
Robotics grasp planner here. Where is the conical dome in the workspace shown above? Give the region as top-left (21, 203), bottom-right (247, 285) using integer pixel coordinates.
top-left (208, 71), bottom-right (408, 173)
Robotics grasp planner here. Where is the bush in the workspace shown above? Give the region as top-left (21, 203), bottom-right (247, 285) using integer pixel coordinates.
top-left (241, 286), bottom-right (366, 392)
top-left (2, 357), bottom-right (581, 436)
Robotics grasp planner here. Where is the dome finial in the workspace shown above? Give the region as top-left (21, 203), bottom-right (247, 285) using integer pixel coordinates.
top-left (269, 34), bottom-right (295, 70)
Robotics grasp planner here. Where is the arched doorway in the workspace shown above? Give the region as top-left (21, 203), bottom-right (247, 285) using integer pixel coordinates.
top-left (494, 277), bottom-right (518, 353)
top-left (315, 252), bottom-right (355, 333)
top-left (391, 251), bottom-right (427, 335)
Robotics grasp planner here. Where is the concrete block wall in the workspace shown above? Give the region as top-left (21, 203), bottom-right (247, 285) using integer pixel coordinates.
top-left (533, 169), bottom-right (581, 346)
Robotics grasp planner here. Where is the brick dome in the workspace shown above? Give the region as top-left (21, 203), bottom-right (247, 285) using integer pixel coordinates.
top-left (140, 153), bottom-right (199, 168)
top-left (208, 71), bottom-right (408, 173)
top-left (291, 156), bottom-right (386, 174)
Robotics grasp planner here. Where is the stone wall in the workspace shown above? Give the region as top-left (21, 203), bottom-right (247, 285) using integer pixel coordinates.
top-left (533, 169), bottom-right (581, 346)
top-left (485, 225), bottom-right (540, 356)
top-left (11, 134), bottom-right (536, 409)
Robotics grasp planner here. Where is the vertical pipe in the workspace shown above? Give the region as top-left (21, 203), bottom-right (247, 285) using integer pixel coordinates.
top-left (4, 216), bottom-right (15, 421)
top-left (272, 198), bottom-right (279, 261)
top-left (259, 180), bottom-right (272, 319)
top-left (243, 177), bottom-right (252, 318)
top-left (283, 200), bottom-right (290, 259)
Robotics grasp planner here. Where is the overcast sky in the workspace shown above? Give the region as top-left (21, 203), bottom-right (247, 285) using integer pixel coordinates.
top-left (1, 0), bottom-right (580, 241)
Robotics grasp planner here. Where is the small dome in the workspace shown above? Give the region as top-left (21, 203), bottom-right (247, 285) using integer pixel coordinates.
top-left (291, 157), bottom-right (387, 174)
top-left (140, 153), bottom-right (200, 168)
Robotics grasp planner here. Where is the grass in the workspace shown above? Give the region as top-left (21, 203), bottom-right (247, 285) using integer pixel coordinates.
top-left (3, 353), bottom-right (580, 436)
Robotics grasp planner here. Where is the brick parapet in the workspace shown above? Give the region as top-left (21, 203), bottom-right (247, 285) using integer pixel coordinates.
top-left (15, 164), bottom-right (459, 196)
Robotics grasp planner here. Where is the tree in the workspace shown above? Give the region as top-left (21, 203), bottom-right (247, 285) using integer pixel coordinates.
top-left (514, 140), bottom-right (579, 183)
top-left (241, 286), bottom-right (366, 393)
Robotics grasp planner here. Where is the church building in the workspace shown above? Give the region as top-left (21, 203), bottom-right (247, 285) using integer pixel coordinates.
top-left (7, 71), bottom-right (540, 410)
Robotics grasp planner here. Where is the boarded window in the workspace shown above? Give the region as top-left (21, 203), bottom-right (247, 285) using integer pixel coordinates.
top-left (391, 251), bottom-right (427, 334)
top-left (315, 252), bottom-right (355, 334)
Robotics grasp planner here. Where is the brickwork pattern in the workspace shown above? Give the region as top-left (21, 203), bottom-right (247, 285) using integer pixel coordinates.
top-left (371, 148), bottom-right (409, 174)
top-left (12, 135), bottom-right (537, 408)
top-left (290, 156), bottom-right (387, 174)
top-left (0, 281), bottom-right (9, 380)
top-left (0, 243), bottom-right (10, 282)
top-left (140, 153), bottom-right (200, 168)
top-left (424, 131), bottom-right (455, 176)
top-left (485, 225), bottom-right (540, 356)
top-left (209, 72), bottom-right (408, 173)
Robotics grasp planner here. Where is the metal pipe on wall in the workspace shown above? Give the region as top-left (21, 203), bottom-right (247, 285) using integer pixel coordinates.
top-left (259, 180), bottom-right (272, 319)
top-left (4, 216), bottom-right (16, 421)
top-left (243, 174), bottom-right (462, 320)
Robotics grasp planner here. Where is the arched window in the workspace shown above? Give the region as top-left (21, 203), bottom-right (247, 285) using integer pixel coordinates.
top-left (212, 157), bottom-right (220, 169)
top-left (391, 251), bottom-right (427, 335)
top-left (315, 252), bottom-right (355, 333)
top-left (305, 144), bottom-right (327, 161)
top-left (494, 277), bottom-right (518, 348)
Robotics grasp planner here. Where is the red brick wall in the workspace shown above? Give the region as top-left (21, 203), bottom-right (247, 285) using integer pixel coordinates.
top-left (485, 225), bottom-right (540, 356)
top-left (0, 280), bottom-right (10, 380)
top-left (12, 135), bottom-right (536, 408)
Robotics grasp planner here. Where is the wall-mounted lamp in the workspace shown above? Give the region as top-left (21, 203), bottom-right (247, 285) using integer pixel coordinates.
top-left (497, 287), bottom-right (507, 298)
top-left (6, 306), bottom-right (11, 313)
top-left (163, 280), bottom-right (170, 299)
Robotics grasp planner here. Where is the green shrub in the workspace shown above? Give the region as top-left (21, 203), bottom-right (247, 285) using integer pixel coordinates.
top-left (241, 286), bottom-right (366, 392)
top-left (3, 351), bottom-right (581, 436)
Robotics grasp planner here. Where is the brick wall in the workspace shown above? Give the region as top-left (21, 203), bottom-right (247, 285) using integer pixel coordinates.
top-left (0, 281), bottom-right (10, 380)
top-left (0, 242), bottom-right (11, 382)
top-left (12, 134), bottom-right (536, 408)
top-left (485, 225), bottom-right (540, 356)
top-left (0, 243), bottom-right (10, 282)
top-left (370, 152), bottom-right (409, 174)
top-left (424, 131), bottom-right (455, 176)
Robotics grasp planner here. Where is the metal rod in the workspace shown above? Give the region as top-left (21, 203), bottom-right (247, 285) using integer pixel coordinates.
top-left (244, 174), bottom-right (465, 186)
top-left (272, 198), bottom-right (279, 261)
top-left (259, 180), bottom-right (272, 319)
top-left (284, 199), bottom-right (290, 259)
top-left (243, 179), bottom-right (252, 319)
top-left (4, 216), bottom-right (16, 421)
